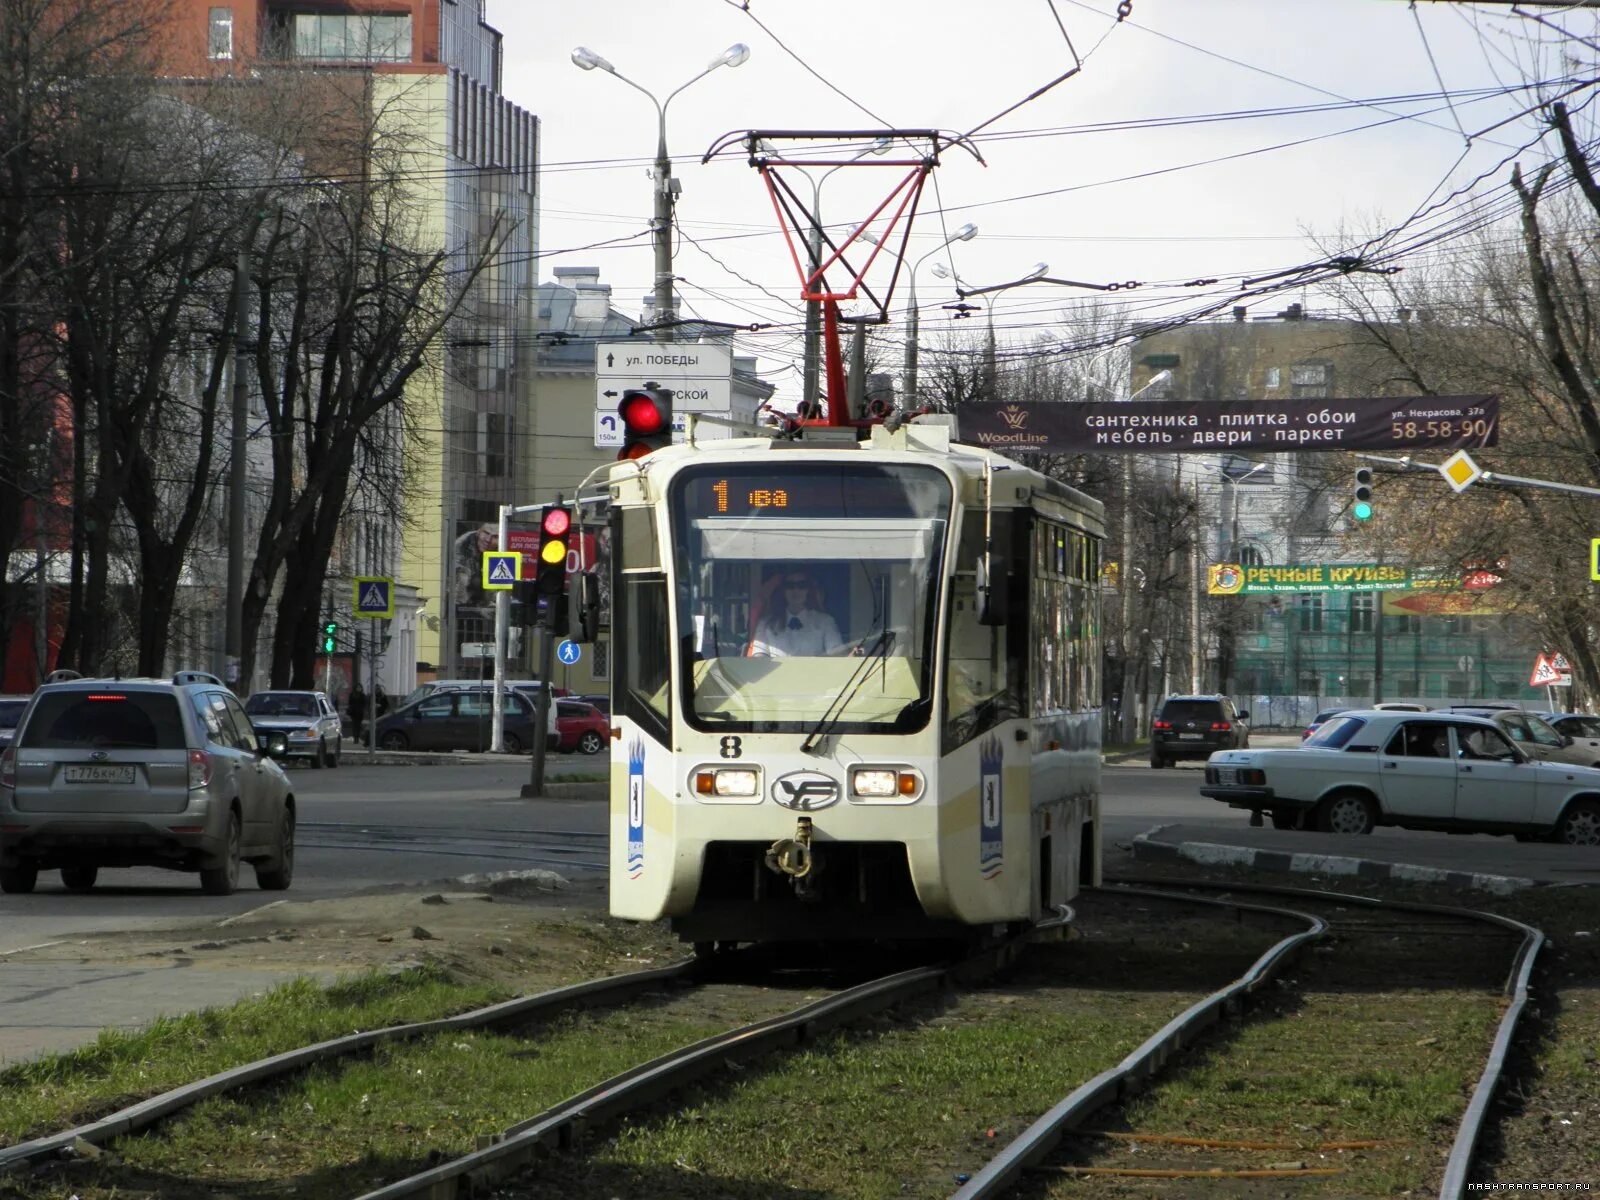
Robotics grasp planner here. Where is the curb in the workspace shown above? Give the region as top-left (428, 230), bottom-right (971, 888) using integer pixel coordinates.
top-left (1129, 824), bottom-right (1537, 896)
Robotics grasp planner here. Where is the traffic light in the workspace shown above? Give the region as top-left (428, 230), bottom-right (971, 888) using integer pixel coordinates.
top-left (322, 621), bottom-right (338, 653)
top-left (617, 383), bottom-right (673, 461)
top-left (536, 504), bottom-right (572, 600)
top-left (1353, 467), bottom-right (1374, 521)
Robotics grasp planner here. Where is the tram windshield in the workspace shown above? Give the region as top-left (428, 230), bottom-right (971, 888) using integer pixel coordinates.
top-left (668, 461), bottom-right (952, 734)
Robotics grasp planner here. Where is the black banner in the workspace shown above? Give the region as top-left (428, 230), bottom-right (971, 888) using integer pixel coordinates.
top-left (960, 394), bottom-right (1498, 454)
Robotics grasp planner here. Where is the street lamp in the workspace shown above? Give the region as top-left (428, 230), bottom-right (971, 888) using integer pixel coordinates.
top-left (900, 222), bottom-right (977, 403)
top-left (572, 42), bottom-right (750, 343)
top-left (968, 262), bottom-right (1048, 400)
top-left (1117, 367), bottom-right (1173, 740)
top-left (1223, 460), bottom-right (1268, 560)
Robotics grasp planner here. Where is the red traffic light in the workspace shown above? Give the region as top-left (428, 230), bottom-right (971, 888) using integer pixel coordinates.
top-left (541, 506), bottom-right (571, 537)
top-left (618, 390), bottom-right (668, 435)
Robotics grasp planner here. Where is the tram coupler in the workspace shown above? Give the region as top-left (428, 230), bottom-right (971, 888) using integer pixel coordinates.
top-left (765, 817), bottom-right (819, 899)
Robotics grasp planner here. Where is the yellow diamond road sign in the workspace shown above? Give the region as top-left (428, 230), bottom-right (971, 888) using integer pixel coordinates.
top-left (1439, 449), bottom-right (1481, 493)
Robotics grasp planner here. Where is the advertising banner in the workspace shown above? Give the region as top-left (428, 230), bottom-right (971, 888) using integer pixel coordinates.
top-left (1208, 563), bottom-right (1414, 595)
top-left (961, 394), bottom-right (1497, 454)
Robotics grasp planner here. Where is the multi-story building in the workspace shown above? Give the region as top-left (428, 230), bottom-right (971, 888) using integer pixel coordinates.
top-left (1129, 304), bottom-right (1545, 722)
top-left (157, 0), bottom-right (539, 689)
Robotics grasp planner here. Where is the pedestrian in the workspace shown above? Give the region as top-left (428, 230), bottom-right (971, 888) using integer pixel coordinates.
top-left (348, 682), bottom-right (368, 742)
top-left (375, 684), bottom-right (390, 719)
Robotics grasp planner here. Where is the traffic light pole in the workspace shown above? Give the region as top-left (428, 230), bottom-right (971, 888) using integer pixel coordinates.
top-left (368, 618), bottom-right (377, 754)
top-left (492, 501), bottom-right (547, 754)
top-left (525, 625), bottom-right (556, 800)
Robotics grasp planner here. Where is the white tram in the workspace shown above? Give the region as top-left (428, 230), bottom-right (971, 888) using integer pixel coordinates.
top-left (605, 416), bottom-right (1104, 945)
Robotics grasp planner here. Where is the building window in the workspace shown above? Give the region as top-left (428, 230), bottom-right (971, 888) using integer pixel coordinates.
top-left (1237, 544), bottom-right (1265, 567)
top-left (1290, 364), bottom-right (1327, 387)
top-left (479, 412), bottom-right (509, 478)
top-left (208, 7), bottom-right (234, 59)
top-left (1298, 593), bottom-right (1324, 633)
top-left (1350, 591), bottom-right (1374, 634)
top-left (1264, 367), bottom-right (1280, 389)
top-left (293, 13), bottom-right (412, 63)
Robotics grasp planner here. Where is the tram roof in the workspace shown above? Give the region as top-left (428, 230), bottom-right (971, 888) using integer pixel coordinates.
top-left (607, 421), bottom-right (1104, 527)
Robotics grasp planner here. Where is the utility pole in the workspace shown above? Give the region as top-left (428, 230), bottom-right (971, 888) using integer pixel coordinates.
top-left (1119, 457), bottom-right (1136, 741)
top-left (847, 322), bottom-right (867, 418)
top-left (652, 127), bottom-right (676, 345)
top-left (1189, 476), bottom-right (1202, 693)
top-left (803, 221), bottom-right (822, 410)
top-left (223, 235), bottom-right (251, 690)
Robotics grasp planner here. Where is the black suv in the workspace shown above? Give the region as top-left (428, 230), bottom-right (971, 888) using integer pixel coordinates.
top-left (1150, 695), bottom-right (1250, 768)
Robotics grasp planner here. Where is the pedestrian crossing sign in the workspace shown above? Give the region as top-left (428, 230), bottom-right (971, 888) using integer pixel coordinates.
top-left (482, 551), bottom-right (521, 591)
top-left (353, 576), bottom-right (394, 619)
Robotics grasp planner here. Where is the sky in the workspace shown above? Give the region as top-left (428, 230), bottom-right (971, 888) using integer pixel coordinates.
top-left (486, 0), bottom-right (1597, 405)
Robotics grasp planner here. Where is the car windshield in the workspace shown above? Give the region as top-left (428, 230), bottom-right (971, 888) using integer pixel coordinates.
top-left (1304, 714), bottom-right (1366, 748)
top-left (1558, 715), bottom-right (1600, 738)
top-left (20, 691), bottom-right (187, 750)
top-left (245, 694), bottom-right (317, 717)
top-left (669, 461), bottom-right (951, 734)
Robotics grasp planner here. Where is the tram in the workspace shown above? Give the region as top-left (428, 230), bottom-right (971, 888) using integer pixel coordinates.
top-left (604, 414), bottom-right (1104, 946)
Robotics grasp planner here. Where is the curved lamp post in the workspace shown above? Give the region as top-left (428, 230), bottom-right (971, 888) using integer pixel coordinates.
top-left (572, 43), bottom-right (750, 343)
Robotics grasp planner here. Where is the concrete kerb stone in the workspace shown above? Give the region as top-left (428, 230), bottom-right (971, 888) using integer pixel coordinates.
top-left (1130, 825), bottom-right (1536, 896)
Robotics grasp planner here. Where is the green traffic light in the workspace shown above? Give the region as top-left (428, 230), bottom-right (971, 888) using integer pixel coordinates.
top-left (1353, 500), bottom-right (1373, 521)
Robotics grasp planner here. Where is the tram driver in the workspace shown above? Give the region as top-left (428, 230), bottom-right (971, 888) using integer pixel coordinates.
top-left (749, 569), bottom-right (845, 658)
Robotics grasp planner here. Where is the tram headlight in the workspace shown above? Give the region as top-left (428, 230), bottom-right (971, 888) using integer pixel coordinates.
top-left (695, 768), bottom-right (758, 797)
top-left (851, 768), bottom-right (922, 799)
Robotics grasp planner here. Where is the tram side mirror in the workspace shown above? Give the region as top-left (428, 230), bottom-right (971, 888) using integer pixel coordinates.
top-left (977, 549), bottom-right (1012, 627)
top-left (575, 572), bottom-right (601, 643)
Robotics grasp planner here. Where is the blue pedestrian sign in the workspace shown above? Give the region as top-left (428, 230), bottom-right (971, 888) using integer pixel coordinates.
top-left (353, 576), bottom-right (394, 619)
top-left (557, 640), bottom-right (582, 666)
top-left (482, 551), bottom-right (521, 591)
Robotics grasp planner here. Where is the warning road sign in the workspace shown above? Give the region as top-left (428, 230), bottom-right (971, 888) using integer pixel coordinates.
top-left (1530, 653), bottom-right (1565, 688)
top-left (353, 576), bottom-right (394, 619)
top-left (482, 551), bottom-right (521, 591)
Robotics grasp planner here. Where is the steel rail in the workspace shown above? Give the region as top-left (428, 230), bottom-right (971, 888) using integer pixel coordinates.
top-left (0, 959), bottom-right (699, 1173)
top-left (951, 885), bottom-right (1327, 1199)
top-left (1105, 876), bottom-right (1544, 1200)
top-left (351, 912), bottom-right (1072, 1200)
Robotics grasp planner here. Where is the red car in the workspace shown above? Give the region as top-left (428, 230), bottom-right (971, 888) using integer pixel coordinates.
top-left (555, 700), bottom-right (609, 755)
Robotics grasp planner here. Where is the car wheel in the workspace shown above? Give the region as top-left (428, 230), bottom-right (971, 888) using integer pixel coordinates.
top-left (200, 810), bottom-right (242, 896)
top-left (1554, 798), bottom-right (1600, 847)
top-left (0, 864), bottom-right (38, 894)
top-left (1149, 754), bottom-right (1166, 769)
top-left (1316, 790), bottom-right (1377, 836)
top-left (312, 740), bottom-right (326, 769)
top-left (503, 731), bottom-right (524, 755)
top-left (1270, 809), bottom-right (1306, 830)
top-left (60, 865), bottom-right (98, 892)
top-left (379, 731), bottom-right (409, 751)
top-left (255, 807), bottom-right (295, 891)
top-left (579, 730), bottom-right (605, 756)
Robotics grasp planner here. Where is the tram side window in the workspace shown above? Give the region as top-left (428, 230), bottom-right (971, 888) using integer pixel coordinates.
top-left (618, 575), bottom-right (671, 734)
top-left (1032, 519), bottom-right (1080, 717)
top-left (944, 512), bottom-right (1026, 751)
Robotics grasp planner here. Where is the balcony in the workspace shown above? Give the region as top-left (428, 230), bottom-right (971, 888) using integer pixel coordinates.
top-left (262, 10), bottom-right (413, 65)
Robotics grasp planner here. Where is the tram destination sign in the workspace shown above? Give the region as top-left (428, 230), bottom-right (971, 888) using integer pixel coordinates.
top-left (961, 394), bottom-right (1498, 454)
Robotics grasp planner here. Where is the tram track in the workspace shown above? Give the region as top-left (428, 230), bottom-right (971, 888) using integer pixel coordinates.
top-left (0, 920), bottom-right (1065, 1200)
top-left (955, 878), bottom-right (1542, 1200)
top-left (0, 883), bottom-right (1544, 1200)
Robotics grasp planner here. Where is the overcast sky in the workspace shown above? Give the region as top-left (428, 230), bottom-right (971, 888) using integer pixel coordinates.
top-left (487, 0), bottom-right (1595, 403)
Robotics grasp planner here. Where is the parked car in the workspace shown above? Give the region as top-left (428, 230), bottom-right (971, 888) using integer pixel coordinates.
top-left (0, 696), bottom-right (27, 752)
top-left (1372, 702), bottom-right (1430, 712)
top-left (555, 699), bottom-right (609, 755)
top-left (1540, 712), bottom-right (1600, 749)
top-left (402, 678), bottom-right (571, 706)
top-left (0, 674), bottom-right (295, 895)
top-left (1445, 706), bottom-right (1600, 768)
top-left (374, 687), bottom-right (554, 753)
top-left (243, 690), bottom-right (343, 768)
top-left (1202, 709), bottom-right (1600, 844)
top-left (1301, 706), bottom-right (1350, 741)
top-left (572, 693), bottom-right (611, 717)
top-left (1150, 695), bottom-right (1249, 768)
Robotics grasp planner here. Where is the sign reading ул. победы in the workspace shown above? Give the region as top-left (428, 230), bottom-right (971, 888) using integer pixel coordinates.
top-left (962, 394), bottom-right (1498, 454)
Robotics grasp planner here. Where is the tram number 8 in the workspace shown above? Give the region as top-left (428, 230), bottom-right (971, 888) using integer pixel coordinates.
top-left (712, 480), bottom-right (788, 513)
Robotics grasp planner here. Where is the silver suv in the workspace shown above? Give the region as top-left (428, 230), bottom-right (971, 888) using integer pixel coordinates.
top-left (0, 676), bottom-right (295, 896)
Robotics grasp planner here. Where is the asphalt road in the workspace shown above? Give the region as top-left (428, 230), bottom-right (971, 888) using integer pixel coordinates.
top-left (3, 753), bottom-right (1587, 957)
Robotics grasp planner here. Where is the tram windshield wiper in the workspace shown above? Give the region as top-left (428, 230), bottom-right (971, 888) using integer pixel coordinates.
top-left (799, 628), bottom-right (896, 755)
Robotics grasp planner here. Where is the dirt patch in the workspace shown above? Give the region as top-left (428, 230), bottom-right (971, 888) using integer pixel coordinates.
top-left (3, 871), bottom-right (681, 993)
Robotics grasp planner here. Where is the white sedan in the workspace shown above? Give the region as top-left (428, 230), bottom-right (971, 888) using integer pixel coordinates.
top-left (1201, 710), bottom-right (1600, 845)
